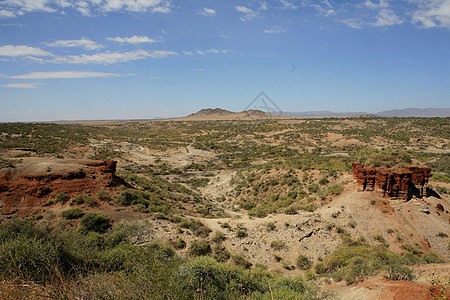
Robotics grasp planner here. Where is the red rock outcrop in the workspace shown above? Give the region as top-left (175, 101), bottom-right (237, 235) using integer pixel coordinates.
top-left (0, 159), bottom-right (118, 216)
top-left (352, 163), bottom-right (431, 200)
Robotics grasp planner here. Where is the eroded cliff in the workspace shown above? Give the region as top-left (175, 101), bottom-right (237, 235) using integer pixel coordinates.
top-left (352, 162), bottom-right (431, 200)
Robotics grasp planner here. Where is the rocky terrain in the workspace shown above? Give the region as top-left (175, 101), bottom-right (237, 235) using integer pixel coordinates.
top-left (352, 163), bottom-right (432, 200)
top-left (0, 117), bottom-right (448, 299)
top-left (0, 158), bottom-right (120, 217)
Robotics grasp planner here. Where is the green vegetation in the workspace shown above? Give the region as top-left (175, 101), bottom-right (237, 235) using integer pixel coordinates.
top-left (79, 213), bottom-right (111, 233)
top-left (61, 208), bottom-right (84, 219)
top-left (0, 219), bottom-right (333, 299)
top-left (355, 148), bottom-right (411, 168)
top-left (313, 237), bottom-right (445, 285)
top-left (179, 219), bottom-right (212, 237)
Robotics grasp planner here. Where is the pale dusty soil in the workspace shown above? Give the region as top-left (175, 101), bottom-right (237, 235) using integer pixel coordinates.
top-left (148, 179), bottom-right (450, 272)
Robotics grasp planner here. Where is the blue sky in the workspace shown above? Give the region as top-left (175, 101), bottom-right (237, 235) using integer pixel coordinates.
top-left (0, 0), bottom-right (449, 121)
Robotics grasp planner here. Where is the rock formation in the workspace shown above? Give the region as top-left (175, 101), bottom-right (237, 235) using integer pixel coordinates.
top-left (0, 159), bottom-right (118, 216)
top-left (352, 163), bottom-right (431, 200)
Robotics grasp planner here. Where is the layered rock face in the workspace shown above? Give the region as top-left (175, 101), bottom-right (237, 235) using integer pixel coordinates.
top-left (352, 163), bottom-right (431, 200)
top-left (0, 159), bottom-right (118, 215)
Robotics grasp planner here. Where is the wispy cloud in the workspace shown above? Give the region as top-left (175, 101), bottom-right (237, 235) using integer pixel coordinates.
top-left (183, 49), bottom-right (232, 56)
top-left (236, 5), bottom-right (258, 21)
top-left (373, 8), bottom-right (403, 27)
top-left (2, 83), bottom-right (44, 89)
top-left (364, 0), bottom-right (389, 9)
top-left (410, 0), bottom-right (450, 30)
top-left (220, 33), bottom-right (230, 39)
top-left (107, 35), bottom-right (157, 44)
top-left (149, 76), bottom-right (163, 80)
top-left (264, 26), bottom-right (287, 34)
top-left (279, 0), bottom-right (297, 10)
top-left (198, 7), bottom-right (215, 17)
top-left (45, 38), bottom-right (103, 50)
top-left (260, 1), bottom-right (268, 10)
top-left (0, 0), bottom-right (172, 17)
top-left (51, 50), bottom-right (177, 64)
top-left (102, 0), bottom-right (171, 13)
top-left (6, 71), bottom-right (128, 79)
top-left (0, 9), bottom-right (17, 18)
top-left (301, 0), bottom-right (335, 17)
top-left (340, 1), bottom-right (402, 28)
top-left (341, 18), bottom-right (364, 29)
top-left (0, 45), bottom-right (52, 57)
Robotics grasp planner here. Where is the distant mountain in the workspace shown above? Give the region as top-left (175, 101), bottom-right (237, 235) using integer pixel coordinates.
top-left (375, 108), bottom-right (450, 118)
top-left (188, 108), bottom-right (233, 117)
top-left (180, 108), bottom-right (284, 120)
top-left (285, 111), bottom-right (372, 118)
top-left (182, 107), bottom-right (450, 120)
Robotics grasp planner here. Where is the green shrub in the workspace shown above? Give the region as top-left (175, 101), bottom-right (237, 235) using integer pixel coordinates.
top-left (270, 240), bottom-right (285, 250)
top-left (96, 190), bottom-right (111, 201)
top-left (296, 255), bottom-right (312, 270)
top-left (79, 213), bottom-right (111, 233)
top-left (266, 221), bottom-right (277, 231)
top-left (188, 240), bottom-right (211, 256)
top-left (70, 194), bottom-right (90, 205)
top-left (232, 254), bottom-right (252, 269)
top-left (55, 192), bottom-right (70, 203)
top-left (61, 208), bottom-right (84, 219)
top-left (236, 224), bottom-right (248, 238)
top-left (173, 238), bottom-right (186, 249)
top-left (212, 231), bottom-right (226, 243)
top-left (319, 176), bottom-right (329, 185)
top-left (179, 219), bottom-right (212, 237)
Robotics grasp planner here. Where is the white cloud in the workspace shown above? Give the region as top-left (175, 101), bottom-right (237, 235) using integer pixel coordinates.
top-left (0, 9), bottom-right (17, 17)
top-left (364, 0), bottom-right (389, 9)
top-left (301, 0), bottom-right (334, 17)
top-left (45, 38), bottom-right (103, 50)
top-left (0, 45), bottom-right (52, 57)
top-left (0, 0), bottom-right (172, 17)
top-left (279, 0), bottom-right (297, 10)
top-left (107, 35), bottom-right (156, 44)
top-left (149, 76), bottom-right (162, 80)
top-left (411, 0), bottom-right (450, 29)
top-left (2, 83), bottom-right (44, 89)
top-left (184, 49), bottom-right (231, 56)
top-left (198, 7), bottom-right (215, 17)
top-left (52, 49), bottom-right (177, 64)
top-left (260, 1), bottom-right (268, 10)
top-left (264, 26), bottom-right (287, 34)
top-left (3, 0), bottom-right (56, 13)
top-left (7, 71), bottom-right (126, 79)
top-left (220, 33), bottom-right (230, 39)
top-left (236, 5), bottom-right (258, 21)
top-left (341, 18), bottom-right (364, 29)
top-left (102, 0), bottom-right (171, 13)
top-left (373, 8), bottom-right (403, 26)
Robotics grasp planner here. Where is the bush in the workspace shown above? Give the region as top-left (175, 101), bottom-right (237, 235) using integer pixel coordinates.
top-left (173, 238), bottom-right (186, 249)
top-left (96, 190), bottom-right (111, 201)
top-left (79, 213), bottom-right (111, 233)
top-left (270, 240), bottom-right (285, 250)
top-left (55, 192), bottom-right (70, 203)
top-left (296, 255), bottom-right (312, 270)
top-left (266, 221), bottom-right (277, 231)
top-left (212, 231), bottom-right (226, 243)
top-left (188, 240), bottom-right (212, 257)
top-left (179, 219), bottom-right (212, 237)
top-left (61, 208), bottom-right (84, 219)
top-left (319, 176), bottom-right (329, 185)
top-left (232, 254), bottom-right (252, 269)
